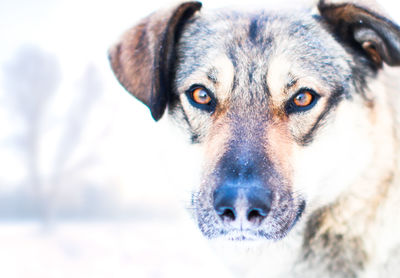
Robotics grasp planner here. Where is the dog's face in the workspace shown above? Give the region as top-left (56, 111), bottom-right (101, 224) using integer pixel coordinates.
top-left (109, 0), bottom-right (400, 241)
top-left (172, 11), bottom-right (377, 241)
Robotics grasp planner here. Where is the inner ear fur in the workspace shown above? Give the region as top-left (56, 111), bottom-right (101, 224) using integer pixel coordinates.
top-left (318, 0), bottom-right (400, 67)
top-left (109, 2), bottom-right (202, 121)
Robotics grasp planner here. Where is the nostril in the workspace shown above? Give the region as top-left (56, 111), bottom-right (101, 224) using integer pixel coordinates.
top-left (216, 207), bottom-right (236, 221)
top-left (213, 183), bottom-right (272, 225)
top-left (247, 208), bottom-right (268, 224)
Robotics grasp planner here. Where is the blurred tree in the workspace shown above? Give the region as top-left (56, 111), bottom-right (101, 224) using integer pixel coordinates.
top-left (3, 45), bottom-right (61, 224)
top-left (2, 45), bottom-right (106, 225)
top-left (46, 64), bottom-right (107, 222)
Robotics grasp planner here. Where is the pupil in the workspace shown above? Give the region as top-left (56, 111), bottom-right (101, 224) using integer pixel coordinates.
top-left (199, 91), bottom-right (207, 99)
top-left (297, 94), bottom-right (305, 102)
top-left (295, 92), bottom-right (312, 106)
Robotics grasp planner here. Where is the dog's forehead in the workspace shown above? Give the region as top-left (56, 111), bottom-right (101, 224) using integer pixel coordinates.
top-left (175, 10), bottom-right (352, 99)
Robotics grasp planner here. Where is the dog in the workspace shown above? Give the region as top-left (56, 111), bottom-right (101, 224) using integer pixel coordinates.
top-left (109, 0), bottom-right (400, 277)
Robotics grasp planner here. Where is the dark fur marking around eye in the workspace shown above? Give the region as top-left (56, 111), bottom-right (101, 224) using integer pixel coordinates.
top-left (207, 67), bottom-right (218, 84)
top-left (286, 75), bottom-right (298, 90)
top-left (172, 103), bottom-right (201, 144)
top-left (298, 86), bottom-right (345, 146)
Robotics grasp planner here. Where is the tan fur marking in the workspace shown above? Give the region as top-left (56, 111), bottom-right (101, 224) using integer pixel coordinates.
top-left (180, 55), bottom-right (234, 103)
top-left (213, 55), bottom-right (235, 103)
top-left (267, 55), bottom-right (293, 103)
top-left (265, 122), bottom-right (294, 181)
top-left (202, 117), bottom-right (232, 184)
top-left (267, 54), bottom-right (330, 105)
top-left (181, 70), bottom-right (214, 91)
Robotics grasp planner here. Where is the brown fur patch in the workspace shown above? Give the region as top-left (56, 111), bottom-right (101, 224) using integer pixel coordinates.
top-left (265, 122), bottom-right (293, 181)
top-left (213, 56), bottom-right (235, 103)
top-left (202, 117), bottom-right (232, 181)
top-left (303, 207), bottom-right (369, 277)
top-left (109, 22), bottom-right (152, 105)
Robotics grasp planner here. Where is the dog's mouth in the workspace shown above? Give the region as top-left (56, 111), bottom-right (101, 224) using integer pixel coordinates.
top-left (214, 229), bottom-right (267, 241)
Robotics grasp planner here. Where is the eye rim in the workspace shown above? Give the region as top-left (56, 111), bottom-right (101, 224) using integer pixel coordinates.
top-left (285, 88), bottom-right (320, 114)
top-left (185, 85), bottom-right (216, 112)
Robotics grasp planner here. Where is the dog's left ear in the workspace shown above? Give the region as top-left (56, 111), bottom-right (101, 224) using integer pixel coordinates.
top-left (109, 2), bottom-right (202, 121)
top-left (318, 0), bottom-right (400, 67)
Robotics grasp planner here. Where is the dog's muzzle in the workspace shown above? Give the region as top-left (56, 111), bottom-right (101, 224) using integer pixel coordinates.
top-left (195, 145), bottom-right (305, 240)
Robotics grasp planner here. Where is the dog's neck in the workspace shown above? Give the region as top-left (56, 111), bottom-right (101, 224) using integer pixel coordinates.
top-left (298, 69), bottom-right (400, 277)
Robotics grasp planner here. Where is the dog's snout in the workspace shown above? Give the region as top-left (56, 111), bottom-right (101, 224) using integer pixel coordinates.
top-left (213, 183), bottom-right (272, 226)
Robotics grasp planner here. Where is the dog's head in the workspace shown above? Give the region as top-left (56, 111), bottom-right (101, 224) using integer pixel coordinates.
top-left (109, 0), bottom-right (400, 241)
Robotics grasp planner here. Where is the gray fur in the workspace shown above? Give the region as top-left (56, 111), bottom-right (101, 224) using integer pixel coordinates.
top-left (170, 10), bottom-right (366, 143)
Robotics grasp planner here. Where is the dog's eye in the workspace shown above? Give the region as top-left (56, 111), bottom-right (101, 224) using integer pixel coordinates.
top-left (294, 91), bottom-right (314, 107)
top-left (191, 87), bottom-right (212, 105)
top-left (186, 86), bottom-right (216, 112)
top-left (286, 89), bottom-right (319, 113)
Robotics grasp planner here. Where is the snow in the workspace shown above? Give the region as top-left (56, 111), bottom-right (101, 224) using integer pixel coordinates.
top-left (0, 219), bottom-right (233, 278)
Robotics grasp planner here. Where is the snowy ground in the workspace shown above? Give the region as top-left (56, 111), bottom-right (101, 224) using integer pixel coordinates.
top-left (0, 218), bottom-right (233, 278)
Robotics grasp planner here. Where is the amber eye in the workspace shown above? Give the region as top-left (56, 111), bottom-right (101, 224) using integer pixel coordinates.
top-left (286, 89), bottom-right (319, 114)
top-left (293, 90), bottom-right (314, 107)
top-left (191, 87), bottom-right (212, 105)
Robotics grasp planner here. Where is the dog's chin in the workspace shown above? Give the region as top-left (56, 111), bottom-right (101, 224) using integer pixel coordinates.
top-left (209, 225), bottom-right (292, 242)
top-left (214, 229), bottom-right (276, 242)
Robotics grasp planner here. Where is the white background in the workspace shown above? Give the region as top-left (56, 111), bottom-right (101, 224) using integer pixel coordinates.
top-left (0, 1), bottom-right (399, 277)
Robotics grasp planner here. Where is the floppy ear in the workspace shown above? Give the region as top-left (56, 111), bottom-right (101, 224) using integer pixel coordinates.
top-left (109, 2), bottom-right (202, 121)
top-left (318, 0), bottom-right (400, 67)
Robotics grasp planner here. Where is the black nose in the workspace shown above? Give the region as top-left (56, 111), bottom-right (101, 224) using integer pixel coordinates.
top-left (213, 183), bottom-right (272, 226)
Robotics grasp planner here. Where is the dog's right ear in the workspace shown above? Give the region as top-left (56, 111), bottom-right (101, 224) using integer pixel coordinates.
top-left (108, 2), bottom-right (202, 121)
top-left (318, 0), bottom-right (400, 68)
